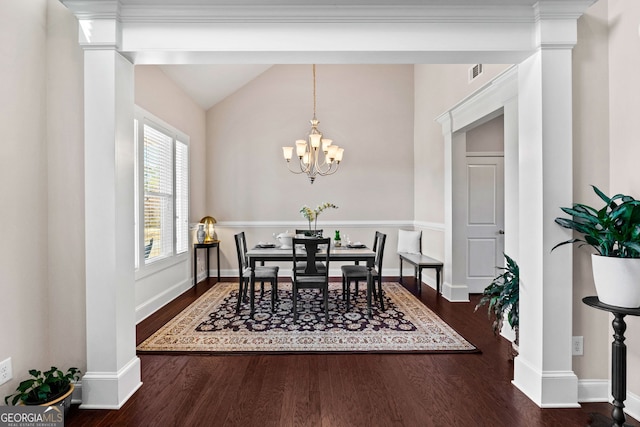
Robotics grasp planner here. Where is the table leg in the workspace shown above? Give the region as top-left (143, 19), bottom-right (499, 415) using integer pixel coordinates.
top-left (193, 248), bottom-right (198, 285)
top-left (205, 247), bottom-right (210, 279)
top-left (216, 244), bottom-right (221, 281)
top-left (436, 267), bottom-right (441, 295)
top-left (611, 313), bottom-right (628, 427)
top-left (249, 260), bottom-right (256, 319)
top-left (366, 263), bottom-right (373, 319)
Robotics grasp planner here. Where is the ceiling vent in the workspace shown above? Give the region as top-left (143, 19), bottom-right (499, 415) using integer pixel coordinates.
top-left (469, 64), bottom-right (483, 82)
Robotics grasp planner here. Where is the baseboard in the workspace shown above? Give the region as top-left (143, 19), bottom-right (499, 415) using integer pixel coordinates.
top-left (577, 379), bottom-right (609, 403)
top-left (135, 278), bottom-right (192, 323)
top-left (71, 381), bottom-right (82, 404)
top-left (79, 357), bottom-right (142, 409)
top-left (577, 380), bottom-right (640, 422)
top-left (513, 357), bottom-right (580, 408)
top-left (442, 281), bottom-right (470, 302)
top-left (626, 390), bottom-right (640, 422)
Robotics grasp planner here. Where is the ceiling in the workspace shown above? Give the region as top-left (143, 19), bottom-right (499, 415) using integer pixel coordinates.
top-left (158, 65), bottom-right (273, 110)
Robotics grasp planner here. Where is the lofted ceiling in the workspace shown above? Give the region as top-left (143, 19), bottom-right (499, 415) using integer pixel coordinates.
top-left (158, 64), bottom-right (273, 110)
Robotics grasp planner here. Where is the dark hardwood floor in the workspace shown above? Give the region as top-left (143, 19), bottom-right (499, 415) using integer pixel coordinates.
top-left (66, 278), bottom-right (639, 427)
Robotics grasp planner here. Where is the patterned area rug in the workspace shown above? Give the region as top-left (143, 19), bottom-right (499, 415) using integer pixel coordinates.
top-left (137, 282), bottom-right (478, 354)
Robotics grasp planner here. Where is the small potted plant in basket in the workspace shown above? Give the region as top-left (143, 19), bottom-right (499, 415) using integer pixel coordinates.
top-left (4, 366), bottom-right (81, 415)
top-left (553, 185), bottom-right (640, 308)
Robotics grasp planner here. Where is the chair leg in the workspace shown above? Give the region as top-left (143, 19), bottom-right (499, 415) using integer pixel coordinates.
top-left (236, 277), bottom-right (245, 313)
top-left (323, 286), bottom-right (329, 323)
top-left (293, 284), bottom-right (298, 322)
top-left (271, 279), bottom-right (278, 311)
top-left (377, 278), bottom-right (385, 311)
top-left (346, 278), bottom-right (351, 311)
top-left (342, 275), bottom-right (346, 301)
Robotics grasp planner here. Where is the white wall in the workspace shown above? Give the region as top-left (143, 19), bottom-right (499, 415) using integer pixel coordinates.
top-left (466, 115), bottom-right (504, 153)
top-left (608, 0), bottom-right (640, 399)
top-left (0, 0), bottom-right (53, 398)
top-left (134, 65), bottom-right (207, 321)
top-left (46, 0), bottom-right (86, 371)
top-left (571, 0), bottom-right (610, 383)
top-left (206, 65), bottom-right (415, 274)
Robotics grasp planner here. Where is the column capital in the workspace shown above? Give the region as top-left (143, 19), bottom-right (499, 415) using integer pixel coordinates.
top-left (60, 1), bottom-right (122, 49)
top-left (533, 1), bottom-right (597, 49)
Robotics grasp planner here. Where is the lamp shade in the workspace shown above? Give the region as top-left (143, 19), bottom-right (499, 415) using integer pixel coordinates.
top-left (199, 216), bottom-right (217, 243)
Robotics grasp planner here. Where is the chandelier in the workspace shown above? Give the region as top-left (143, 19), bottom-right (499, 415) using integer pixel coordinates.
top-left (282, 65), bottom-right (344, 184)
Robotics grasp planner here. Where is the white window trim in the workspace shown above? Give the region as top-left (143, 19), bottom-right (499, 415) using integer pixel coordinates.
top-left (134, 106), bottom-right (190, 279)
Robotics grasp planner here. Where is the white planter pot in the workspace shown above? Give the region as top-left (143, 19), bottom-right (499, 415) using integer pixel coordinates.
top-left (591, 254), bottom-right (640, 308)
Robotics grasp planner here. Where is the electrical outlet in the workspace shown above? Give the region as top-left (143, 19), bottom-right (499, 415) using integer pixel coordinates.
top-left (572, 336), bottom-right (584, 356)
top-left (0, 357), bottom-right (12, 385)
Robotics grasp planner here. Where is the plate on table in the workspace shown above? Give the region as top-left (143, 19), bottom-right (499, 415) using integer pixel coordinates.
top-left (347, 243), bottom-right (367, 249)
top-left (256, 242), bottom-right (276, 249)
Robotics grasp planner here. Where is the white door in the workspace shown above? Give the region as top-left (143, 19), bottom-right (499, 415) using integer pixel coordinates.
top-left (465, 156), bottom-right (504, 293)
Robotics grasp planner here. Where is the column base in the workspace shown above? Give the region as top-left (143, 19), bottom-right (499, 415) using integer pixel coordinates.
top-left (79, 356), bottom-right (142, 409)
top-left (513, 356), bottom-right (579, 408)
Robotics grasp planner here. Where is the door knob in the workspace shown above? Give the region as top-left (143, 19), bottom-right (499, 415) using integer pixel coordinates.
top-left (498, 229), bottom-right (505, 235)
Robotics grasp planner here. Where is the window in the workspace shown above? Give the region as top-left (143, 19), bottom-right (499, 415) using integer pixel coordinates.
top-left (134, 108), bottom-right (189, 269)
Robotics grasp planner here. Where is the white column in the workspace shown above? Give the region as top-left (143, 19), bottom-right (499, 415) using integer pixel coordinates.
top-left (512, 14), bottom-right (578, 407)
top-left (80, 17), bottom-right (142, 408)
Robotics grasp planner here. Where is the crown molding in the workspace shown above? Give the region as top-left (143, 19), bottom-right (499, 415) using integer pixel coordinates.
top-left (60, 2), bottom-right (539, 24)
top-left (533, 0), bottom-right (597, 21)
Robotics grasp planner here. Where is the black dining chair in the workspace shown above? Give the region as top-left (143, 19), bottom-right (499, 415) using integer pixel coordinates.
top-left (341, 231), bottom-right (387, 312)
top-left (291, 237), bottom-right (331, 323)
top-left (294, 229), bottom-right (326, 272)
top-left (234, 232), bottom-right (279, 313)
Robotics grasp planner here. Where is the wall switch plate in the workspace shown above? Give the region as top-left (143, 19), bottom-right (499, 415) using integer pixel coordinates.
top-left (572, 336), bottom-right (584, 356)
top-left (0, 357), bottom-right (12, 385)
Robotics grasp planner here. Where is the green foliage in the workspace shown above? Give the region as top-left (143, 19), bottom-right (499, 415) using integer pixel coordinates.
top-left (4, 366), bottom-right (81, 406)
top-left (553, 185), bottom-right (640, 258)
top-left (300, 202), bottom-right (338, 232)
top-left (475, 253), bottom-right (519, 335)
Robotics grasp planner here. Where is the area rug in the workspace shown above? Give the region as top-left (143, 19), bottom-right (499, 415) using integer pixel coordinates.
top-left (137, 282), bottom-right (478, 354)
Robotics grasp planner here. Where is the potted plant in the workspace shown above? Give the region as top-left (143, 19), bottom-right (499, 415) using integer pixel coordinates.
top-left (553, 185), bottom-right (640, 308)
top-left (300, 202), bottom-right (338, 236)
top-left (475, 253), bottom-right (519, 356)
top-left (4, 366), bottom-right (81, 415)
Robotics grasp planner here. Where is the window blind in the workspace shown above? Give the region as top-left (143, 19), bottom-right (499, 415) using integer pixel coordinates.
top-left (144, 124), bottom-right (174, 262)
top-left (175, 140), bottom-right (189, 254)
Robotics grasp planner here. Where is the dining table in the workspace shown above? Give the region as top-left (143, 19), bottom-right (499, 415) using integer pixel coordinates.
top-left (246, 244), bottom-right (377, 318)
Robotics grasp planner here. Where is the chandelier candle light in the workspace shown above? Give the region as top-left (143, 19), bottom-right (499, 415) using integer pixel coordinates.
top-left (282, 65), bottom-right (344, 184)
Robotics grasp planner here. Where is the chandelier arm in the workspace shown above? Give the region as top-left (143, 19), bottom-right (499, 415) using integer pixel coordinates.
top-left (284, 158), bottom-right (310, 174)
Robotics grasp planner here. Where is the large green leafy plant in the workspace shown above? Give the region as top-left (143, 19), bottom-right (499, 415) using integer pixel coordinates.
top-left (475, 253), bottom-right (519, 335)
top-left (553, 185), bottom-right (640, 258)
top-left (4, 366), bottom-right (81, 405)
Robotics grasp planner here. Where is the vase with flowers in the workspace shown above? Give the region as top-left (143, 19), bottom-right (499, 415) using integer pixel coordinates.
top-left (300, 202), bottom-right (338, 236)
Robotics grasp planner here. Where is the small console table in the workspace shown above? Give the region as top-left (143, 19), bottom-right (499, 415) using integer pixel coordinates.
top-left (582, 296), bottom-right (640, 427)
top-left (194, 241), bottom-right (220, 285)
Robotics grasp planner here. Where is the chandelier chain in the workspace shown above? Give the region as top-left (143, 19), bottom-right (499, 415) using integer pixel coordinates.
top-left (312, 64), bottom-right (317, 118)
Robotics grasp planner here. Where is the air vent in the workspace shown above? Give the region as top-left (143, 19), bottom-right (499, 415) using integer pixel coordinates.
top-left (469, 64), bottom-right (483, 82)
